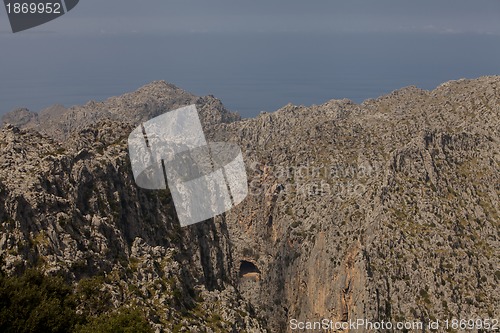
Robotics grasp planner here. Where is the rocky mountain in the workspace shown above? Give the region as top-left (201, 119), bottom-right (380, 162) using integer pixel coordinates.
top-left (1, 82), bottom-right (240, 141)
top-left (213, 77), bottom-right (499, 331)
top-left (0, 107), bottom-right (39, 129)
top-left (0, 77), bottom-right (498, 332)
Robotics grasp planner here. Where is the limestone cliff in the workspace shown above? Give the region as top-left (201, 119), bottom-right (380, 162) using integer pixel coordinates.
top-left (1, 77), bottom-right (498, 332)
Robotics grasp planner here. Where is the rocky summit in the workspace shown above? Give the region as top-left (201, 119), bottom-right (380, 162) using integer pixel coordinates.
top-left (0, 77), bottom-right (498, 332)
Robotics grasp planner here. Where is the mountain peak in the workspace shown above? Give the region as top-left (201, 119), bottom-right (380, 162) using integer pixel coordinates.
top-left (1, 82), bottom-right (240, 141)
top-left (1, 107), bottom-right (38, 128)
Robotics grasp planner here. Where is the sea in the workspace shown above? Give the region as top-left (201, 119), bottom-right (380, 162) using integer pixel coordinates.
top-left (1, 32), bottom-right (499, 118)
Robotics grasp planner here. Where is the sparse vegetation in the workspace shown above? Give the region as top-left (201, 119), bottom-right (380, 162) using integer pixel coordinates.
top-left (0, 270), bottom-right (152, 333)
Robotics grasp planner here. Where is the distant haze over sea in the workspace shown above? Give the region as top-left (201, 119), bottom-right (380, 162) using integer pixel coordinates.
top-left (1, 32), bottom-right (499, 118)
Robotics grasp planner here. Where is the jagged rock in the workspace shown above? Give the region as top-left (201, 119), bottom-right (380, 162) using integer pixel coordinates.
top-left (216, 76), bottom-right (499, 331)
top-left (1, 107), bottom-right (39, 128)
top-left (1, 76), bottom-right (498, 332)
top-left (2, 81), bottom-right (240, 141)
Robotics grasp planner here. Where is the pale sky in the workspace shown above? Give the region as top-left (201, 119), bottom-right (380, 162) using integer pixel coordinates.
top-left (1, 1), bottom-right (499, 117)
top-left (1, 0), bottom-right (499, 35)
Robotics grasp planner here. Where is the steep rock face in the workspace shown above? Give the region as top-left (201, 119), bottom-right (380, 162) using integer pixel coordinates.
top-left (0, 88), bottom-right (263, 332)
top-left (210, 77), bottom-right (499, 331)
top-left (1, 77), bottom-right (499, 332)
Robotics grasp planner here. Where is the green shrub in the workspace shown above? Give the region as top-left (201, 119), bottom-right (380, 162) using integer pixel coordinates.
top-left (0, 269), bottom-right (81, 333)
top-left (75, 308), bottom-right (152, 333)
top-left (0, 270), bottom-right (152, 333)
top-left (76, 276), bottom-right (112, 317)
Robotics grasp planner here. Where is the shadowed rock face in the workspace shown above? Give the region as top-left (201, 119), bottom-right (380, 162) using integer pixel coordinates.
top-left (0, 84), bottom-right (260, 332)
top-left (215, 76), bottom-right (499, 331)
top-left (1, 77), bottom-right (499, 332)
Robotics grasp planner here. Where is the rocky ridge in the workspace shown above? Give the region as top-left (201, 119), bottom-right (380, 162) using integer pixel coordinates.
top-left (1, 77), bottom-right (499, 332)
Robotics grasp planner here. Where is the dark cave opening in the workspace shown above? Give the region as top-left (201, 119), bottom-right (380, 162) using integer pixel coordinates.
top-left (239, 260), bottom-right (261, 277)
